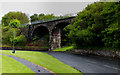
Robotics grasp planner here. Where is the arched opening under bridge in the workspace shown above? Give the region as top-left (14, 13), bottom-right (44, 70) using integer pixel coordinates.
top-left (32, 26), bottom-right (49, 49)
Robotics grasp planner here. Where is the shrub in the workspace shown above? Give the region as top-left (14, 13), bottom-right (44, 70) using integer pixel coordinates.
top-left (2, 28), bottom-right (26, 46)
top-left (10, 34), bottom-right (27, 46)
top-left (33, 36), bottom-right (39, 41)
top-left (2, 28), bottom-right (15, 43)
top-left (2, 26), bottom-right (9, 32)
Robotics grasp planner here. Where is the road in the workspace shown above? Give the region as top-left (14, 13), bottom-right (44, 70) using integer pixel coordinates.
top-left (46, 52), bottom-right (120, 75)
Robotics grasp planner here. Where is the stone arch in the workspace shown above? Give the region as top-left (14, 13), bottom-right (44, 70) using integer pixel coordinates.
top-left (32, 26), bottom-right (50, 49)
top-left (32, 24), bottom-right (50, 35)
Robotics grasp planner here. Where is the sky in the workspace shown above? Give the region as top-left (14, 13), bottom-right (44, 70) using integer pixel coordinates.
top-left (0, 0), bottom-right (100, 20)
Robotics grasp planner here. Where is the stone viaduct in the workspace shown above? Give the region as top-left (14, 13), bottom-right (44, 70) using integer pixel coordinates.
top-left (24, 16), bottom-right (75, 50)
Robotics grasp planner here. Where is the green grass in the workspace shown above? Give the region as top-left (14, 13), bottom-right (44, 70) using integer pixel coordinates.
top-left (53, 46), bottom-right (73, 51)
top-left (0, 54), bottom-right (34, 73)
top-left (1, 44), bottom-right (48, 49)
top-left (0, 55), bottom-right (2, 74)
top-left (1, 50), bottom-right (82, 74)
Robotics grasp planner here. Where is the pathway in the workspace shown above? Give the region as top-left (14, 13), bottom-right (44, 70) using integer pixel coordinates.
top-left (2, 54), bottom-right (54, 75)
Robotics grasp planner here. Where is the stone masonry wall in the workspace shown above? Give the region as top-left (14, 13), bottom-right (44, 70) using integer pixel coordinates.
top-left (73, 49), bottom-right (120, 58)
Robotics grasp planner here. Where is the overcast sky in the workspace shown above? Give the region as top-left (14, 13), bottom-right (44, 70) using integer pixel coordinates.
top-left (0, 0), bottom-right (100, 20)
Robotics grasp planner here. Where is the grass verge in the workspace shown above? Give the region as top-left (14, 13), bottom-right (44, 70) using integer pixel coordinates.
top-left (53, 46), bottom-right (73, 51)
top-left (0, 54), bottom-right (34, 73)
top-left (0, 50), bottom-right (82, 74)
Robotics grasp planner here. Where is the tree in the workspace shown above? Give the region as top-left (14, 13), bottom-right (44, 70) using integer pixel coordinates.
top-left (38, 13), bottom-right (55, 20)
top-left (2, 19), bottom-right (27, 46)
top-left (100, 0), bottom-right (119, 2)
top-left (30, 14), bottom-right (39, 22)
top-left (61, 24), bottom-right (73, 46)
top-left (30, 13), bottom-right (55, 22)
top-left (68, 2), bottom-right (120, 49)
top-left (9, 19), bottom-right (20, 28)
top-left (102, 22), bottom-right (120, 48)
top-left (2, 12), bottom-right (29, 26)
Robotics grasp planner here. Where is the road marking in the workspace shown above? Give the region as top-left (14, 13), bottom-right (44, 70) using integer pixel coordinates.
top-left (104, 65), bottom-right (120, 70)
top-left (86, 60), bottom-right (97, 64)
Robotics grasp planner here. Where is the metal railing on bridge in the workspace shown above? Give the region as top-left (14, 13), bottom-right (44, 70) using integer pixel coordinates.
top-left (20, 13), bottom-right (77, 27)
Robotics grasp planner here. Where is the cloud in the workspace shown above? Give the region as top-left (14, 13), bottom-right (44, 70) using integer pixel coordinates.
top-left (0, 0), bottom-right (99, 2)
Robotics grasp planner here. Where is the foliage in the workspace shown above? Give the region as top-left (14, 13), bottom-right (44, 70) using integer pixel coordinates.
top-left (100, 0), bottom-right (119, 2)
top-left (9, 19), bottom-right (20, 28)
top-left (38, 14), bottom-right (55, 20)
top-left (32, 35), bottom-right (49, 48)
top-left (30, 13), bottom-right (73, 23)
top-left (30, 13), bottom-right (55, 22)
top-left (102, 22), bottom-right (120, 48)
top-left (2, 17), bottom-right (27, 46)
top-left (10, 34), bottom-right (27, 46)
top-left (68, 2), bottom-right (120, 49)
top-left (2, 26), bottom-right (9, 32)
top-left (2, 28), bottom-right (15, 44)
top-left (32, 36), bottom-right (39, 41)
top-left (61, 24), bottom-right (73, 46)
top-left (30, 14), bottom-right (39, 22)
top-left (2, 27), bottom-right (26, 46)
top-left (2, 11), bottom-right (29, 26)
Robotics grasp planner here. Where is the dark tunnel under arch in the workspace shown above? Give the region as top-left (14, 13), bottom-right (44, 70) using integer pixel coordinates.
top-left (32, 26), bottom-right (49, 48)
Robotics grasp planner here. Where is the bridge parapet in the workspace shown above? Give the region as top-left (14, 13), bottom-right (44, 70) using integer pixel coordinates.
top-left (20, 15), bottom-right (76, 27)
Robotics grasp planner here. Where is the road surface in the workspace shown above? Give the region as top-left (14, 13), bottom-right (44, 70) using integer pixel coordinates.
top-left (46, 52), bottom-right (120, 75)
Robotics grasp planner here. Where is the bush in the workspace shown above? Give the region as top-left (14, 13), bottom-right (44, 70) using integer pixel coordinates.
top-left (2, 28), bottom-right (26, 46)
top-left (2, 28), bottom-right (15, 44)
top-left (13, 35), bottom-right (27, 46)
top-left (33, 36), bottom-right (39, 41)
top-left (2, 26), bottom-right (9, 32)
